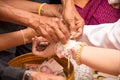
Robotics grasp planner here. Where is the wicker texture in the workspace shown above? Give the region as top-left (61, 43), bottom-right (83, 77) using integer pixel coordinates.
top-left (8, 53), bottom-right (74, 80)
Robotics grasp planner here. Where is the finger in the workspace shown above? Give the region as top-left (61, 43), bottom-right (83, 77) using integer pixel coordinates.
top-left (58, 20), bottom-right (70, 40)
top-left (37, 36), bottom-right (48, 42)
top-left (54, 25), bottom-right (67, 44)
top-left (32, 36), bottom-right (39, 55)
top-left (67, 19), bottom-right (76, 33)
top-left (35, 36), bottom-right (49, 50)
top-left (72, 28), bottom-right (83, 40)
top-left (45, 24), bottom-right (59, 43)
top-left (75, 11), bottom-right (83, 21)
top-left (70, 32), bottom-right (76, 39)
top-left (40, 24), bottom-right (53, 42)
top-left (71, 49), bottom-right (76, 59)
top-left (75, 17), bottom-right (85, 30)
top-left (75, 20), bottom-right (84, 39)
top-left (34, 26), bottom-right (42, 36)
top-left (47, 21), bottom-right (67, 44)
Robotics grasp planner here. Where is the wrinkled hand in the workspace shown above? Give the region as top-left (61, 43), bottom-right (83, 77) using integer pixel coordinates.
top-left (31, 16), bottom-right (70, 44)
top-left (40, 16), bottom-right (70, 44)
top-left (30, 71), bottom-right (66, 80)
top-left (32, 36), bottom-right (56, 57)
top-left (62, 0), bottom-right (85, 39)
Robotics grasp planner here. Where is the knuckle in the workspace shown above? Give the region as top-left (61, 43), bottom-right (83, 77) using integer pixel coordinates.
top-left (59, 35), bottom-right (65, 40)
top-left (42, 33), bottom-right (48, 37)
top-left (66, 18), bottom-right (74, 22)
top-left (47, 28), bottom-right (53, 33)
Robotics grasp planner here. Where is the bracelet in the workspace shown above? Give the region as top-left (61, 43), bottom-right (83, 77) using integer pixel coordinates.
top-left (20, 30), bottom-right (26, 45)
top-left (38, 3), bottom-right (46, 15)
top-left (75, 42), bottom-right (87, 65)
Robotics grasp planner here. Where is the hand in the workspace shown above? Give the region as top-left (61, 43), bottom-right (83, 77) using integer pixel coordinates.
top-left (30, 71), bottom-right (66, 80)
top-left (30, 15), bottom-right (70, 44)
top-left (39, 16), bottom-right (70, 44)
top-left (61, 0), bottom-right (85, 39)
top-left (32, 36), bottom-right (56, 57)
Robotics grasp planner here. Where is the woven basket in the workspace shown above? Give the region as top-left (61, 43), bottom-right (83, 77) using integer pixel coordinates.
top-left (8, 53), bottom-right (74, 80)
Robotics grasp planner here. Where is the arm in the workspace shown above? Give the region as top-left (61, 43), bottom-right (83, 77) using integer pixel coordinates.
top-left (2, 0), bottom-right (40, 14)
top-left (32, 39), bottom-right (120, 76)
top-left (2, 0), bottom-right (62, 17)
top-left (80, 46), bottom-right (120, 76)
top-left (61, 0), bottom-right (85, 39)
top-left (0, 59), bottom-right (25, 80)
top-left (0, 1), bottom-right (70, 44)
top-left (0, 1), bottom-right (41, 29)
top-left (0, 28), bottom-right (38, 51)
top-left (0, 60), bottom-right (65, 80)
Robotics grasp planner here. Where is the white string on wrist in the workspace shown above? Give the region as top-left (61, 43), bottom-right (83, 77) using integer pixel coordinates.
top-left (20, 30), bottom-right (26, 45)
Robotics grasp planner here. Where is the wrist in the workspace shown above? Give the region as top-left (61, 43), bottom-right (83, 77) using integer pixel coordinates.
top-left (22, 28), bottom-right (38, 43)
top-left (75, 42), bottom-right (87, 65)
top-left (58, 4), bottom-right (63, 14)
top-left (40, 3), bottom-right (47, 16)
top-left (38, 3), bottom-right (47, 15)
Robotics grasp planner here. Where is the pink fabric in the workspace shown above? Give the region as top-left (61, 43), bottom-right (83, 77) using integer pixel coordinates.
top-left (76, 0), bottom-right (120, 25)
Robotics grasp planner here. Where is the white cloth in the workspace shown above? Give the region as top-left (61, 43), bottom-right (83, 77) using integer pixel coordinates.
top-left (108, 0), bottom-right (120, 9)
top-left (79, 19), bottom-right (120, 50)
top-left (108, 0), bottom-right (120, 4)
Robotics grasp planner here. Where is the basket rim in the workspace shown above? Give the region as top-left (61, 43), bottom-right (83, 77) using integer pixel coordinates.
top-left (8, 52), bottom-right (74, 80)
top-left (8, 52), bottom-right (36, 64)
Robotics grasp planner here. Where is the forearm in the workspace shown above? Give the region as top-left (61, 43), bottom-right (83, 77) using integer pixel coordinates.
top-left (0, 1), bottom-right (41, 28)
top-left (2, 0), bottom-right (40, 14)
top-left (2, 0), bottom-right (62, 17)
top-left (0, 60), bottom-right (25, 80)
top-left (81, 46), bottom-right (120, 76)
top-left (0, 28), bottom-right (38, 51)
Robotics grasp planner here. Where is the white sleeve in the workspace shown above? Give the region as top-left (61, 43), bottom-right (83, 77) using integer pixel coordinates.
top-left (108, 0), bottom-right (120, 4)
top-left (79, 19), bottom-right (120, 50)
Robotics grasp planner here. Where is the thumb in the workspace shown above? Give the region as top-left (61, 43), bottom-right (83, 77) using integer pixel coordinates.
top-left (67, 19), bottom-right (76, 33)
top-left (32, 36), bottom-right (38, 54)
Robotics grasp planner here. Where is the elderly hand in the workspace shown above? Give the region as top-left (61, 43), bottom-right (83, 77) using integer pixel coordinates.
top-left (40, 16), bottom-right (70, 44)
top-left (32, 36), bottom-right (56, 58)
top-left (29, 71), bottom-right (66, 80)
top-left (30, 15), bottom-right (70, 44)
top-left (61, 0), bottom-right (85, 40)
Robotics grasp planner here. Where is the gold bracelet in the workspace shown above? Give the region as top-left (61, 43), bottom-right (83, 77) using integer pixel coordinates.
top-left (75, 42), bottom-right (87, 65)
top-left (38, 3), bottom-right (46, 15)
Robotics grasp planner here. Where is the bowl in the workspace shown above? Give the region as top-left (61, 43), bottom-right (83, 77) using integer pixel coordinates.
top-left (8, 53), bottom-right (74, 80)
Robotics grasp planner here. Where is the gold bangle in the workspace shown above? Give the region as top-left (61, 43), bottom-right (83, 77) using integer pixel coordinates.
top-left (38, 3), bottom-right (46, 15)
top-left (75, 42), bottom-right (87, 65)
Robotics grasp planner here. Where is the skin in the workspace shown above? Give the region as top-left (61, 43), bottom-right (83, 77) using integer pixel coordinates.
top-left (0, 28), bottom-right (38, 51)
top-left (61, 0), bottom-right (85, 39)
top-left (2, 0), bottom-right (85, 40)
top-left (23, 70), bottom-right (66, 80)
top-left (0, 1), bottom-right (70, 44)
top-left (32, 37), bottom-right (120, 76)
